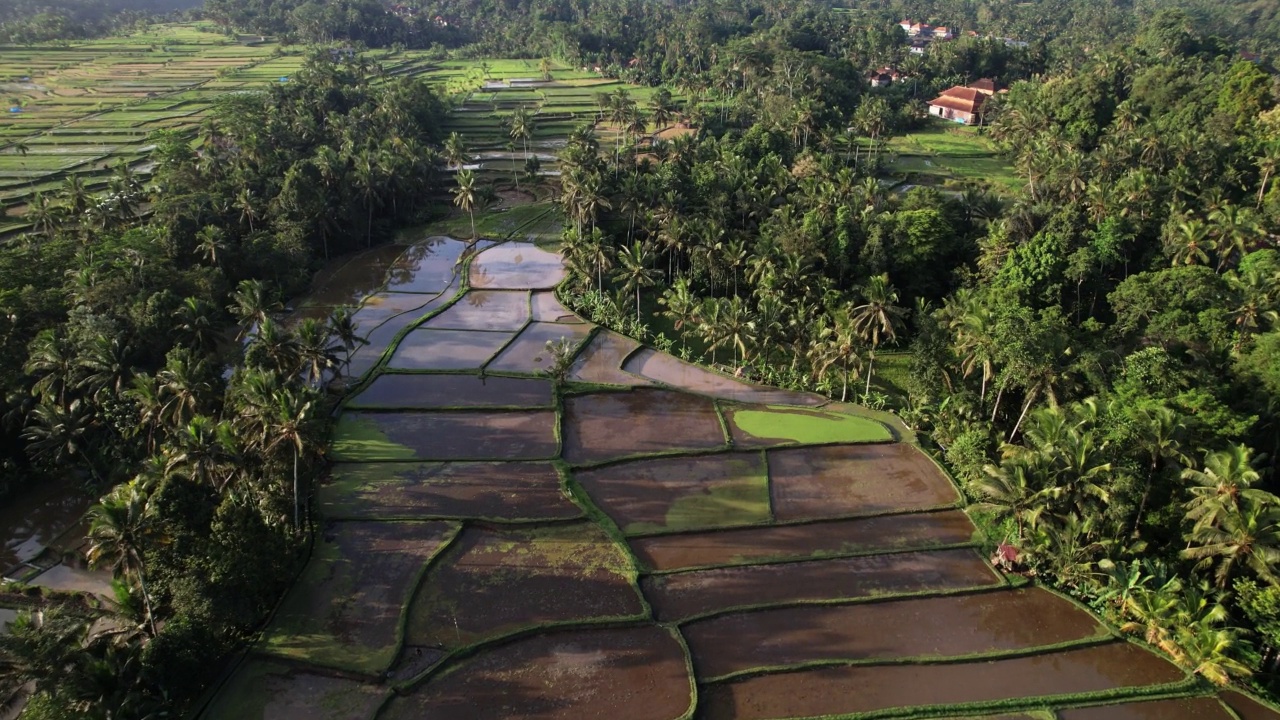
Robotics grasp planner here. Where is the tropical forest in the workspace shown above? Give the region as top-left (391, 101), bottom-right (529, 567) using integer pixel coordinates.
top-left (1, 0), bottom-right (1280, 718)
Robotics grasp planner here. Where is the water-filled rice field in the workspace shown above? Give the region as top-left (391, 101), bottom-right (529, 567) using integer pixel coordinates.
top-left (203, 234), bottom-right (1280, 720)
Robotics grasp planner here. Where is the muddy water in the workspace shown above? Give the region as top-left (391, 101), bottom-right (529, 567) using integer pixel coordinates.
top-left (768, 444), bottom-right (960, 521)
top-left (530, 291), bottom-right (584, 323)
top-left (562, 390), bottom-right (726, 463)
top-left (700, 642), bottom-right (1185, 719)
top-left (348, 374), bottom-right (554, 409)
top-left (623, 348), bottom-right (824, 406)
top-left (296, 243), bottom-right (408, 308)
top-left (422, 290), bottom-right (530, 331)
top-left (0, 475), bottom-right (93, 573)
top-left (1223, 692), bottom-right (1280, 720)
top-left (485, 321), bottom-right (594, 373)
top-left (342, 410), bottom-right (558, 461)
top-left (630, 510), bottom-right (977, 571)
top-left (388, 329), bottom-right (515, 371)
top-left (468, 242), bottom-right (566, 289)
top-left (384, 237), bottom-right (471, 294)
top-left (567, 330), bottom-right (652, 386)
top-left (382, 626), bottom-right (692, 720)
top-left (1058, 697), bottom-right (1235, 719)
top-left (643, 548), bottom-right (1001, 622)
top-left (684, 588), bottom-right (1108, 678)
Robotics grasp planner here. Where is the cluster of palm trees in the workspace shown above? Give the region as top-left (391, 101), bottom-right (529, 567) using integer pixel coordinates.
top-left (22, 164), bottom-right (145, 238)
top-left (975, 396), bottom-right (1280, 685)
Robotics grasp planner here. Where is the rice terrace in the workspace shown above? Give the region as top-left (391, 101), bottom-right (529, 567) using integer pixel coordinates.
top-left (4, 15), bottom-right (1280, 720)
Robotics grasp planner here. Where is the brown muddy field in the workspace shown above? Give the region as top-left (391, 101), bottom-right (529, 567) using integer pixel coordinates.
top-left (404, 523), bottom-right (644, 648)
top-left (469, 242), bottom-right (567, 289)
top-left (264, 521), bottom-right (455, 670)
top-left (388, 329), bottom-right (516, 370)
top-left (530, 291), bottom-right (584, 323)
top-left (575, 452), bottom-right (770, 534)
top-left (768, 444), bottom-right (960, 520)
top-left (319, 462), bottom-right (580, 520)
top-left (1058, 697), bottom-right (1235, 720)
top-left (347, 374), bottom-right (553, 409)
top-left (384, 237), bottom-right (470, 294)
top-left (683, 588), bottom-right (1107, 678)
top-left (622, 348), bottom-right (823, 405)
top-left (567, 330), bottom-right (653, 386)
top-left (422, 290), bottom-right (530, 331)
top-left (699, 642), bottom-right (1185, 719)
top-left (486, 321), bottom-right (595, 373)
top-left (204, 659), bottom-right (385, 720)
top-left (349, 410), bottom-right (558, 460)
top-left (643, 548), bottom-right (1000, 621)
top-left (630, 510), bottom-right (977, 571)
top-left (381, 626), bottom-right (692, 720)
top-left (1223, 692), bottom-right (1280, 720)
top-left (562, 390), bottom-right (726, 463)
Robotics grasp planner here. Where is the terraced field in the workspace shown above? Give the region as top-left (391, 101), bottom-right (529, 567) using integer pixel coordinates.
top-left (200, 229), bottom-right (1280, 719)
top-left (1, 28), bottom-right (662, 238)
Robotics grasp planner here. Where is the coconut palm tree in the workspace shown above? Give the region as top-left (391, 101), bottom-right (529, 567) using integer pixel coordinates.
top-left (327, 307), bottom-right (366, 376)
top-left (87, 484), bottom-right (158, 636)
top-left (453, 168), bottom-right (478, 240)
top-left (614, 241), bottom-right (660, 322)
top-left (1183, 491), bottom-right (1280, 588)
top-left (851, 274), bottom-right (905, 398)
top-left (264, 388), bottom-right (314, 529)
top-left (1183, 445), bottom-right (1270, 532)
top-left (295, 318), bottom-right (342, 386)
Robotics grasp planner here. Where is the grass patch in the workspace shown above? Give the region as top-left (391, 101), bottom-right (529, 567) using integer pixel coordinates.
top-left (330, 414), bottom-right (416, 461)
top-left (730, 405), bottom-right (893, 445)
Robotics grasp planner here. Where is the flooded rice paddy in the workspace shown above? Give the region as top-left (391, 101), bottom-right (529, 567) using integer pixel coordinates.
top-left (203, 232), bottom-right (1277, 719)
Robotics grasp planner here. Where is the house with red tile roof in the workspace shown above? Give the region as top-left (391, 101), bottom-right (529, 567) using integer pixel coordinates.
top-left (927, 85), bottom-right (989, 124)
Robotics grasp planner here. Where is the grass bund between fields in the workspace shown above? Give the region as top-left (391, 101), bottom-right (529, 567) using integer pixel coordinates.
top-left (27, 24), bottom-right (1264, 720)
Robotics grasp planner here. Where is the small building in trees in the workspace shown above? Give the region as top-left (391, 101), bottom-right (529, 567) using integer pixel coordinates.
top-left (927, 85), bottom-right (989, 124)
top-left (868, 67), bottom-right (901, 87)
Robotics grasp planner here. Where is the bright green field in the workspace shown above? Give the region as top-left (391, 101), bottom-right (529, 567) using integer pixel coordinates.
top-left (730, 406), bottom-right (893, 444)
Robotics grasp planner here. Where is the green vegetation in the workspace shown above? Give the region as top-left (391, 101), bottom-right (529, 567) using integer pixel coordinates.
top-left (330, 416), bottom-right (417, 462)
top-left (730, 406), bottom-right (894, 444)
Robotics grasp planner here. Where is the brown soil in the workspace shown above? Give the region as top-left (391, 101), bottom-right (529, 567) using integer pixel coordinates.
top-left (700, 642), bottom-right (1185, 719)
top-left (1059, 697), bottom-right (1235, 719)
top-left (348, 374), bottom-right (553, 409)
top-left (349, 319), bottom-right (422, 378)
top-left (642, 548), bottom-right (1000, 622)
top-left (567, 331), bottom-right (652, 386)
top-left (1223, 692), bottom-right (1280, 720)
top-left (389, 329), bottom-right (516, 371)
top-left (576, 453), bottom-right (769, 534)
top-left (423, 290), bottom-right (530, 331)
top-left (265, 521), bottom-right (455, 670)
top-left (531, 291), bottom-right (585, 323)
top-left (769, 444), bottom-right (960, 521)
top-left (486, 321), bottom-right (594, 373)
top-left (384, 237), bottom-right (470, 294)
top-left (352, 410), bottom-right (558, 460)
top-left (684, 587), bottom-right (1107, 679)
top-left (469, 243), bottom-right (566, 289)
top-left (405, 524), bottom-right (643, 648)
top-left (562, 390), bottom-right (725, 463)
top-left (319, 461), bottom-right (580, 520)
top-left (623, 348), bottom-right (824, 405)
top-left (630, 510), bottom-right (977, 571)
top-left (382, 626), bottom-right (692, 720)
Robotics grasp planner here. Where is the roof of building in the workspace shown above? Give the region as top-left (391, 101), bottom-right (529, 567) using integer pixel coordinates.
top-left (969, 78), bottom-right (997, 93)
top-left (928, 85), bottom-right (988, 114)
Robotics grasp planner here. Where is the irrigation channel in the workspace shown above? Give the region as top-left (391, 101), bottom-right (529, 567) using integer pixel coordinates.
top-left (199, 232), bottom-right (1278, 718)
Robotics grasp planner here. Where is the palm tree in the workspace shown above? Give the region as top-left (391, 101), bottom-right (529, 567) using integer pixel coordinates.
top-left (453, 169), bottom-right (478, 240)
top-left (264, 388), bottom-right (314, 529)
top-left (1184, 495), bottom-right (1280, 588)
top-left (24, 329), bottom-right (75, 407)
top-left (194, 225), bottom-right (227, 267)
top-left (175, 296), bottom-right (220, 356)
top-left (539, 57), bottom-right (554, 82)
top-left (812, 311), bottom-right (861, 402)
top-left (1183, 445), bottom-right (1269, 532)
top-left (444, 132), bottom-right (469, 170)
top-left (228, 279), bottom-right (281, 339)
top-left (295, 318), bottom-right (341, 386)
top-left (508, 107), bottom-right (534, 158)
top-left (327, 307), bottom-right (366, 376)
top-left (1166, 218), bottom-right (1214, 266)
top-left (650, 88), bottom-right (676, 131)
top-left (713, 296), bottom-right (753, 366)
top-left (166, 415), bottom-right (235, 490)
top-left (851, 274), bottom-right (905, 398)
top-left (87, 484), bottom-right (158, 636)
top-left (614, 241), bottom-right (660, 323)
top-left (976, 455), bottom-right (1050, 540)
top-left (22, 400), bottom-right (101, 482)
